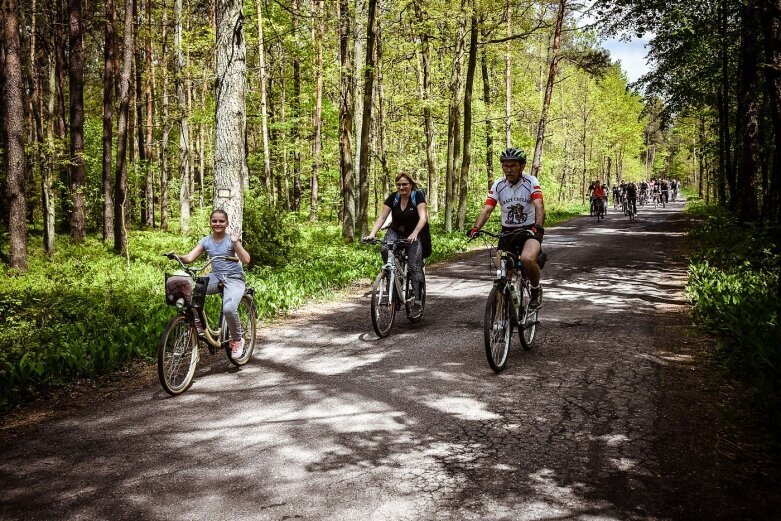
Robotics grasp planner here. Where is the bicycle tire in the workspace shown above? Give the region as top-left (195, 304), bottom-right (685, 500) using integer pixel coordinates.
top-left (518, 282), bottom-right (538, 350)
top-left (484, 285), bottom-right (512, 373)
top-left (405, 270), bottom-right (426, 322)
top-left (371, 270), bottom-right (396, 337)
top-left (227, 296), bottom-right (258, 366)
top-left (158, 315), bottom-right (198, 395)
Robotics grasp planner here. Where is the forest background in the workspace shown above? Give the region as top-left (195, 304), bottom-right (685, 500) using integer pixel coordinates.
top-left (0, 0), bottom-right (779, 437)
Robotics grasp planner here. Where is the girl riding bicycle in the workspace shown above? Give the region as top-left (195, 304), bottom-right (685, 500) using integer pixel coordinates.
top-left (363, 172), bottom-right (429, 312)
top-left (167, 209), bottom-right (251, 359)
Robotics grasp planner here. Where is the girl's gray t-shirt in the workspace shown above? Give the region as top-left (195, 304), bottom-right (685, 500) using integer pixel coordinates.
top-left (199, 235), bottom-right (245, 281)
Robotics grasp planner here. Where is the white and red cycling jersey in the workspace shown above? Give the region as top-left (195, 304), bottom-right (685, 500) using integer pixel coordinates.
top-left (485, 174), bottom-right (543, 228)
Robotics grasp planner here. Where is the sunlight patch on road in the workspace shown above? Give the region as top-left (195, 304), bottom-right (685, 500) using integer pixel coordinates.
top-left (259, 346), bottom-right (387, 375)
top-left (424, 396), bottom-right (501, 420)
top-left (609, 457), bottom-right (638, 472)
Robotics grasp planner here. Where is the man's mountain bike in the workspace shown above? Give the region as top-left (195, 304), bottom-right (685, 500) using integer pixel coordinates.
top-left (471, 229), bottom-right (546, 373)
top-left (160, 254), bottom-right (258, 395)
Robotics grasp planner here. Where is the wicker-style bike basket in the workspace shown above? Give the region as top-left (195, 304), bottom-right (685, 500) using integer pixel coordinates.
top-left (165, 273), bottom-right (194, 306)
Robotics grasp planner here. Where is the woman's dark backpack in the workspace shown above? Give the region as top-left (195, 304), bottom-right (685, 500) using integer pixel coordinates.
top-left (393, 189), bottom-right (432, 258)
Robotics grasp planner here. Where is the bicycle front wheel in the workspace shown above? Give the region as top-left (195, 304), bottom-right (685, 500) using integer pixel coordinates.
top-left (158, 315), bottom-right (198, 395)
top-left (371, 270), bottom-right (396, 337)
top-left (484, 286), bottom-right (512, 373)
top-left (519, 284), bottom-right (538, 350)
top-left (228, 296), bottom-right (258, 366)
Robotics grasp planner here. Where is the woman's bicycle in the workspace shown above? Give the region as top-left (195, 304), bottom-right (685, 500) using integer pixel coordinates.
top-left (471, 229), bottom-right (546, 373)
top-left (362, 237), bottom-right (426, 337)
top-left (159, 253), bottom-right (258, 395)
top-left (624, 198), bottom-right (637, 222)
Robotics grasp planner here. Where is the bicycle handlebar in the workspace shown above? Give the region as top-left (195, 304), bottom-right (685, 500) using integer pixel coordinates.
top-left (469, 228), bottom-right (535, 242)
top-left (162, 253), bottom-right (240, 274)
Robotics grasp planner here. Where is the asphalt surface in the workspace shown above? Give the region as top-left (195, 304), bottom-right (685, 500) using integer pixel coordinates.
top-left (2, 197), bottom-right (779, 520)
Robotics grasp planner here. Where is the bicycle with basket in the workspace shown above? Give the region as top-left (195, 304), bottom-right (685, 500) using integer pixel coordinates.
top-left (160, 253), bottom-right (258, 395)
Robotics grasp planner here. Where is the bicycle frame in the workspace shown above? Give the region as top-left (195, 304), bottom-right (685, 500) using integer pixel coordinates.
top-left (381, 240), bottom-right (410, 307)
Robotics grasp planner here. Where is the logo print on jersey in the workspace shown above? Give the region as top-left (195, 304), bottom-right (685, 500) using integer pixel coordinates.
top-left (505, 204), bottom-right (526, 225)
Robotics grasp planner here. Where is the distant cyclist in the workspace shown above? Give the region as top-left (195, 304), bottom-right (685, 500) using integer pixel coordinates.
top-left (467, 147), bottom-right (545, 309)
top-left (660, 179), bottom-right (670, 204)
top-left (589, 180), bottom-right (607, 217)
top-left (625, 182), bottom-right (638, 216)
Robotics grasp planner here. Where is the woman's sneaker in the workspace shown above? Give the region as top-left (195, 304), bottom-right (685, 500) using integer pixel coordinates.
top-left (230, 338), bottom-right (245, 359)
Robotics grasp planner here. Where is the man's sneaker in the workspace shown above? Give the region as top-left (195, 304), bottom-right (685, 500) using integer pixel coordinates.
top-left (230, 338), bottom-right (245, 359)
top-left (529, 286), bottom-right (543, 309)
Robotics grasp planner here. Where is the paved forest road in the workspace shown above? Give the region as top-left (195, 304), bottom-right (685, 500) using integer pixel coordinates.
top-left (2, 198), bottom-right (780, 520)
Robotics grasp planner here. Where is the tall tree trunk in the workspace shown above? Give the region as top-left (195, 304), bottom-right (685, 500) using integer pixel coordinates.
top-left (375, 0), bottom-right (389, 199)
top-left (445, 0), bottom-right (467, 233)
top-left (504, 0), bottom-right (512, 147)
top-left (214, 0), bottom-right (247, 229)
top-left (43, 57), bottom-right (56, 253)
top-left (531, 0), bottom-right (566, 178)
top-left (414, 0), bottom-right (437, 214)
top-left (738, 1), bottom-right (760, 221)
top-left (114, 0), bottom-right (134, 255)
top-left (257, 0), bottom-right (272, 191)
top-left (291, 0), bottom-right (302, 210)
top-left (68, 0), bottom-right (86, 241)
top-left (135, 0), bottom-right (147, 225)
top-left (356, 0), bottom-right (377, 237)
top-left (103, 0), bottom-right (116, 241)
top-left (310, 0), bottom-right (324, 222)
top-left (760, 0), bottom-right (781, 221)
top-left (145, 0), bottom-right (154, 227)
top-left (160, 0), bottom-right (170, 229)
top-left (339, 0), bottom-right (355, 240)
top-left (720, 0), bottom-right (735, 206)
top-left (457, 13), bottom-right (478, 229)
top-left (3, 0), bottom-right (28, 269)
top-left (175, 0), bottom-right (191, 232)
top-left (353, 0), bottom-right (366, 214)
top-left (481, 28), bottom-right (494, 188)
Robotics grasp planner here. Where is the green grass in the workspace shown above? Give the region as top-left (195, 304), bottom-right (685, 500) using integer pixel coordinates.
top-left (684, 197), bottom-right (781, 439)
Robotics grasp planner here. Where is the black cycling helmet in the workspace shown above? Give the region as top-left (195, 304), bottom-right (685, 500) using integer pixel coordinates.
top-left (500, 147), bottom-right (527, 163)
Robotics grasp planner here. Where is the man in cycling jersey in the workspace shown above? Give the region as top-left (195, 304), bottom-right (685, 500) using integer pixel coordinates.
top-left (467, 147), bottom-right (545, 308)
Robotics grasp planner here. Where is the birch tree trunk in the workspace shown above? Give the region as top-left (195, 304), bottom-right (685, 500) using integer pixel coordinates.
top-left (103, 0), bottom-right (116, 241)
top-left (176, 0), bottom-right (191, 233)
top-left (214, 0), bottom-right (247, 230)
top-left (144, 0), bottom-right (155, 226)
top-left (457, 13), bottom-right (478, 229)
top-left (531, 0), bottom-right (565, 178)
top-left (3, 0), bottom-right (28, 269)
top-left (413, 0), bottom-right (437, 214)
top-left (356, 0), bottom-right (377, 237)
top-left (257, 0), bottom-right (272, 191)
top-left (68, 0), bottom-right (86, 241)
top-left (310, 0), bottom-right (324, 222)
top-left (339, 0), bottom-right (356, 240)
top-left (114, 0), bottom-right (134, 255)
top-left (505, 0), bottom-right (512, 147)
top-left (44, 57), bottom-right (57, 253)
top-left (160, 0), bottom-right (170, 229)
top-left (375, 0), bottom-right (390, 199)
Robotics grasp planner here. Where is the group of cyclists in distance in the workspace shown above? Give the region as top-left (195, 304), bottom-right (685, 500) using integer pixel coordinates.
top-left (589, 177), bottom-right (681, 218)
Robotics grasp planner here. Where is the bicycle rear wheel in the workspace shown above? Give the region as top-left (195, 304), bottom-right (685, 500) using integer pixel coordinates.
top-left (158, 315), bottom-right (198, 395)
top-left (519, 284), bottom-right (538, 351)
top-left (405, 270), bottom-right (426, 322)
top-left (484, 285), bottom-right (512, 373)
top-left (371, 270), bottom-right (396, 337)
top-left (227, 296), bottom-right (258, 366)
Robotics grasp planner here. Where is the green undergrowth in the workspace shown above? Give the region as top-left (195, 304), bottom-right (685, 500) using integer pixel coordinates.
top-left (685, 198), bottom-right (781, 440)
top-left (0, 203), bottom-right (581, 415)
